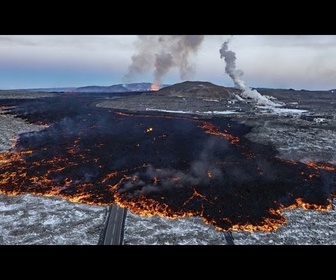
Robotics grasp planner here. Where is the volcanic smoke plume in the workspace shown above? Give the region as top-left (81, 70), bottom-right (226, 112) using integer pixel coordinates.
top-left (123, 35), bottom-right (205, 90)
top-left (219, 37), bottom-right (277, 106)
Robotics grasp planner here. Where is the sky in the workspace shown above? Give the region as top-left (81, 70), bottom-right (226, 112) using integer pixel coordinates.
top-left (0, 35), bottom-right (336, 91)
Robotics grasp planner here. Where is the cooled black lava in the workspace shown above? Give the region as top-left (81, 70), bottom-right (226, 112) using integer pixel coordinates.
top-left (0, 93), bottom-right (335, 232)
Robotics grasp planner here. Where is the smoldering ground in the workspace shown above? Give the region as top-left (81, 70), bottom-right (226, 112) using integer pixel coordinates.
top-left (0, 94), bottom-right (335, 231)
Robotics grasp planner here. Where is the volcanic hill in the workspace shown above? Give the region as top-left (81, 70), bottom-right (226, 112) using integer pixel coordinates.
top-left (154, 81), bottom-right (240, 99)
top-left (96, 81), bottom-right (243, 114)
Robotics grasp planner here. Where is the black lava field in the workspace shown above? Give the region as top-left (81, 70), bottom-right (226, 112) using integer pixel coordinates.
top-left (0, 93), bottom-right (335, 232)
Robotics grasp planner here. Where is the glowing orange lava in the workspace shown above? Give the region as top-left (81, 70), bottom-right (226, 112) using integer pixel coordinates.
top-left (285, 197), bottom-right (333, 211)
top-left (150, 83), bottom-right (160, 91)
top-left (304, 161), bottom-right (336, 171)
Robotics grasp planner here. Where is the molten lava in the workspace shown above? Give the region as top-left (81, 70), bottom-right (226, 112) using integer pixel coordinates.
top-left (0, 94), bottom-right (335, 233)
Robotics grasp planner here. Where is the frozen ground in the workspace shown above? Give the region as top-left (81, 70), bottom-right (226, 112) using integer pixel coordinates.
top-left (0, 193), bottom-right (107, 245)
top-left (0, 91), bottom-right (335, 245)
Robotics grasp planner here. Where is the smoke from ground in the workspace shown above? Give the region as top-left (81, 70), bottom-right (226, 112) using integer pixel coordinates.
top-left (123, 35), bottom-right (205, 87)
top-left (117, 137), bottom-right (227, 199)
top-left (219, 37), bottom-right (278, 106)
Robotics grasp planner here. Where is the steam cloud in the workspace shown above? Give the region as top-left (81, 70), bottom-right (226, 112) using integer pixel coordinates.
top-left (123, 35), bottom-right (205, 87)
top-left (220, 37), bottom-right (277, 106)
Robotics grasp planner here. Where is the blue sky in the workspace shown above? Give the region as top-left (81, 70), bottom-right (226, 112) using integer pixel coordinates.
top-left (0, 35), bottom-right (336, 90)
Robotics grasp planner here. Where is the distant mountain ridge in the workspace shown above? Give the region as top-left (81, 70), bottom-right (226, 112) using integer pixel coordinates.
top-left (73, 82), bottom-right (172, 93)
top-left (17, 83), bottom-right (171, 93)
top-left (7, 82), bottom-right (336, 94)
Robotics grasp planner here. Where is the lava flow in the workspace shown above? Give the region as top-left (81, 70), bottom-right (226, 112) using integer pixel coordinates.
top-left (0, 94), bottom-right (335, 232)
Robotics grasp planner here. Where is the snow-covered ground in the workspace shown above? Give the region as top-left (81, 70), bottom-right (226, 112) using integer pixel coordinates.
top-left (0, 193), bottom-right (107, 245)
top-left (145, 108), bottom-right (239, 115)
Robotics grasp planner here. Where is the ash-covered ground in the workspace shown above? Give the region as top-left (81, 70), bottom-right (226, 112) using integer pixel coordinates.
top-left (0, 87), bottom-right (336, 245)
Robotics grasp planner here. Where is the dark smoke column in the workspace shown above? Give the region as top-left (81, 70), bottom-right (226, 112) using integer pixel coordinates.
top-left (123, 35), bottom-right (205, 90)
top-left (219, 37), bottom-right (277, 106)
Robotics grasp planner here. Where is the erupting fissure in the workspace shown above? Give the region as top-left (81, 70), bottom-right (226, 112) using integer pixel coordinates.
top-left (150, 83), bottom-right (160, 91)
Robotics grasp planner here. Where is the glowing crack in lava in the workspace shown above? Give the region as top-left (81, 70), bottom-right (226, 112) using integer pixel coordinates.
top-left (0, 95), bottom-right (335, 232)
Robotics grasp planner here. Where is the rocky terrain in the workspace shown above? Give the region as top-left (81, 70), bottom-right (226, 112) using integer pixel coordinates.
top-left (97, 81), bottom-right (336, 165)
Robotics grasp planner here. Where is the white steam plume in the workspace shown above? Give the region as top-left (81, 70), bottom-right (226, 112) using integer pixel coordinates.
top-left (219, 37), bottom-right (278, 106)
top-left (123, 35), bottom-right (205, 87)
